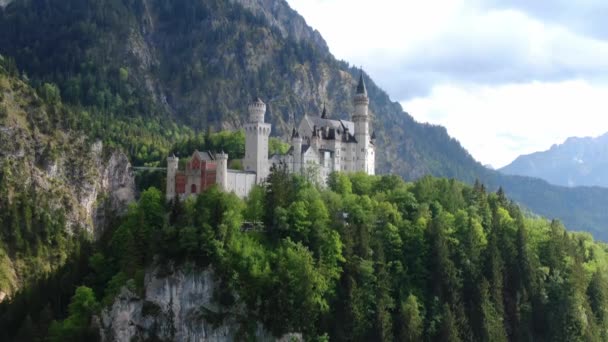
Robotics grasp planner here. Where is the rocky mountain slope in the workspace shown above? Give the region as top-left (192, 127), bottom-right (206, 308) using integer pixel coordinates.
top-left (101, 265), bottom-right (300, 341)
top-left (2, 0), bottom-right (608, 239)
top-left (0, 58), bottom-right (135, 298)
top-left (501, 132), bottom-right (608, 187)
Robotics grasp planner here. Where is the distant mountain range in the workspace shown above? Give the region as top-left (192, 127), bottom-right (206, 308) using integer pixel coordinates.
top-left (501, 133), bottom-right (608, 188)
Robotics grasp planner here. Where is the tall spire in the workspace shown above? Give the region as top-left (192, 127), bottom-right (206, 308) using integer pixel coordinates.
top-left (356, 72), bottom-right (367, 95)
top-left (291, 127), bottom-right (300, 138)
top-left (321, 103), bottom-right (327, 119)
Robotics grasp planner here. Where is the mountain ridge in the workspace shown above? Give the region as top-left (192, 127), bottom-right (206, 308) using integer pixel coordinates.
top-left (2, 0), bottom-right (608, 239)
top-left (501, 132), bottom-right (608, 187)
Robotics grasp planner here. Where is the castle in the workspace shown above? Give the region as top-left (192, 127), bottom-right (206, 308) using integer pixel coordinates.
top-left (166, 74), bottom-right (375, 200)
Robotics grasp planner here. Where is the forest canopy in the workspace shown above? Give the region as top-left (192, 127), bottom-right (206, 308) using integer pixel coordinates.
top-left (3, 169), bottom-right (608, 341)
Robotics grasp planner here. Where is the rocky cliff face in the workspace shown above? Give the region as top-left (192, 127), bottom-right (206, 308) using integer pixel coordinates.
top-left (101, 265), bottom-right (301, 342)
top-left (230, 0), bottom-right (329, 54)
top-left (0, 122), bottom-right (135, 237)
top-left (0, 70), bottom-right (136, 297)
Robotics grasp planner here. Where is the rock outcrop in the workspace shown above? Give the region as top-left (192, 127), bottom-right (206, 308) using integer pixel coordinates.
top-left (0, 71), bottom-right (136, 295)
top-left (101, 265), bottom-right (301, 342)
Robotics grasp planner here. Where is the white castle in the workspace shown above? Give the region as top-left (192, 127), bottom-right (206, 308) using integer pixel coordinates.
top-left (166, 74), bottom-right (375, 200)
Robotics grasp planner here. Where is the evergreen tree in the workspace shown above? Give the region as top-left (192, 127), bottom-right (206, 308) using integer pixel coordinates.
top-left (397, 294), bottom-right (423, 342)
top-left (438, 303), bottom-right (461, 342)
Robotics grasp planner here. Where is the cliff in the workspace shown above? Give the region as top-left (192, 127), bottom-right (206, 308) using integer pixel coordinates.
top-left (0, 64), bottom-right (135, 298)
top-left (101, 265), bottom-right (301, 342)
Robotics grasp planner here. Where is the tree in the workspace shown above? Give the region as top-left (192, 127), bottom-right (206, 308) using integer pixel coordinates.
top-left (397, 294), bottom-right (423, 342)
top-left (479, 278), bottom-right (508, 342)
top-left (328, 172), bottom-right (352, 195)
top-left (439, 303), bottom-right (461, 342)
top-left (48, 286), bottom-right (99, 342)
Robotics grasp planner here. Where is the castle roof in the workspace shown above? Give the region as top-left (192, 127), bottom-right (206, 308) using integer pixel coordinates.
top-left (356, 73), bottom-right (367, 95)
top-left (291, 127), bottom-right (300, 138)
top-left (302, 114), bottom-right (355, 135)
top-left (193, 150), bottom-right (215, 161)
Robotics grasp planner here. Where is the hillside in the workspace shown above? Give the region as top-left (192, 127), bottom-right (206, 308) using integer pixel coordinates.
top-left (2, 0), bottom-right (608, 240)
top-left (0, 56), bottom-right (135, 300)
top-left (501, 133), bottom-right (608, 187)
top-left (3, 171), bottom-right (608, 340)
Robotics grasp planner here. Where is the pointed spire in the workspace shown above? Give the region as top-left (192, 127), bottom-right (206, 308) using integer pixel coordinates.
top-left (291, 127), bottom-right (300, 139)
top-left (356, 71), bottom-right (367, 95)
top-left (321, 103), bottom-right (327, 119)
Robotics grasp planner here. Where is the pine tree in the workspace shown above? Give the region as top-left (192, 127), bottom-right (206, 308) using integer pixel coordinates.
top-left (398, 294), bottom-right (423, 342)
top-left (479, 278), bottom-right (508, 342)
top-left (438, 303), bottom-right (461, 342)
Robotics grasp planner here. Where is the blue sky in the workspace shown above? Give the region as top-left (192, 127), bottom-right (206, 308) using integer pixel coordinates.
top-left (286, 0), bottom-right (608, 168)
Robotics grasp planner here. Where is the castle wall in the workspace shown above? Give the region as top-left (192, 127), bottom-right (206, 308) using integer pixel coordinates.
top-left (225, 170), bottom-right (256, 198)
top-left (176, 174), bottom-right (186, 195)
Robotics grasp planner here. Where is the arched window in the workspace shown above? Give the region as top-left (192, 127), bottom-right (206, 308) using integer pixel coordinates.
top-left (191, 184), bottom-right (197, 194)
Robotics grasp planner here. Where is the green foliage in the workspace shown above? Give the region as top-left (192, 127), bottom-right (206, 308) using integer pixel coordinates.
top-left (398, 294), bottom-right (423, 342)
top-left (5, 168), bottom-right (608, 341)
top-left (39, 83), bottom-right (61, 105)
top-left (269, 137), bottom-right (290, 156)
top-left (48, 286), bottom-right (99, 342)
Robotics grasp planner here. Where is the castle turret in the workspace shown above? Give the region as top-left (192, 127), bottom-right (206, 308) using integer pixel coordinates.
top-left (292, 128), bottom-right (302, 174)
top-left (353, 73), bottom-right (374, 175)
top-left (216, 151), bottom-right (228, 191)
top-left (248, 97), bottom-right (266, 123)
top-left (243, 97), bottom-right (271, 183)
top-left (166, 155), bottom-right (179, 201)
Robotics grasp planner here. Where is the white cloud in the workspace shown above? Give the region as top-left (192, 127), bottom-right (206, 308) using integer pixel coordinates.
top-left (287, 0), bottom-right (608, 167)
top-left (403, 80), bottom-right (608, 167)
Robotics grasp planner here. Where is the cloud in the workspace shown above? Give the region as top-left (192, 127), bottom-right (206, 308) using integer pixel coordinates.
top-left (287, 0), bottom-right (608, 167)
top-left (482, 0), bottom-right (608, 40)
top-left (288, 0), bottom-right (608, 100)
top-left (402, 80), bottom-right (608, 167)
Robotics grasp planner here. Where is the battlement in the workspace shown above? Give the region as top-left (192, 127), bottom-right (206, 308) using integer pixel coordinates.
top-left (248, 98), bottom-right (266, 123)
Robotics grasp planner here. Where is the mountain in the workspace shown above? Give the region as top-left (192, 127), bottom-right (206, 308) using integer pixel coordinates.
top-left (0, 57), bottom-right (135, 299)
top-left (501, 132), bottom-right (608, 187)
top-left (2, 0), bottom-right (608, 241)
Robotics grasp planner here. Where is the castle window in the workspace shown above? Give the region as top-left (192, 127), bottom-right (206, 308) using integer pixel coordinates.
top-left (191, 184), bottom-right (197, 194)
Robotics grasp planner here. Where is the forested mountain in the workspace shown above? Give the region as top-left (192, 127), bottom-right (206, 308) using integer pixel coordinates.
top-left (501, 133), bottom-right (608, 188)
top-left (2, 0), bottom-right (608, 239)
top-left (1, 2), bottom-right (608, 339)
top-left (0, 55), bottom-right (134, 310)
top-left (4, 169), bottom-right (608, 341)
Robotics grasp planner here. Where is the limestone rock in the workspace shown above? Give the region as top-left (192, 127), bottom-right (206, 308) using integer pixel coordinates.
top-left (101, 265), bottom-right (302, 342)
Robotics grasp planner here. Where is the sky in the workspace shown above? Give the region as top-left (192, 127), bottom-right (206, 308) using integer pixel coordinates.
top-left (286, 0), bottom-right (608, 168)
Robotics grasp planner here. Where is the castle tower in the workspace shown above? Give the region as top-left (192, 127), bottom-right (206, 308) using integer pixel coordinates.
top-left (166, 155), bottom-right (179, 201)
top-left (216, 151), bottom-right (228, 191)
top-left (243, 97), bottom-right (271, 183)
top-left (291, 128), bottom-right (302, 174)
top-left (353, 73), bottom-right (374, 175)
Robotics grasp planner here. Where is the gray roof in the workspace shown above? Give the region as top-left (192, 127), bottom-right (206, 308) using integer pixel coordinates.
top-left (193, 150), bottom-right (215, 161)
top-left (356, 73), bottom-right (367, 95)
top-left (302, 114), bottom-right (355, 135)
